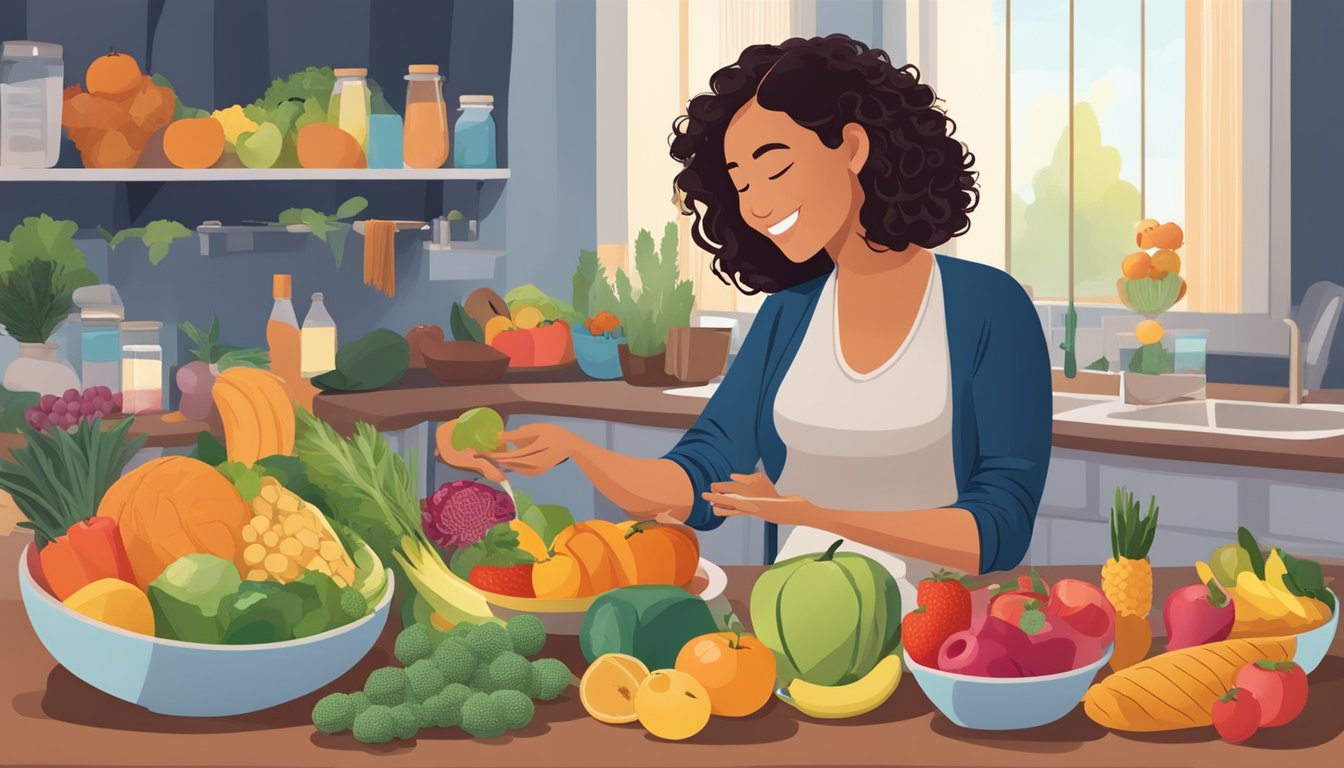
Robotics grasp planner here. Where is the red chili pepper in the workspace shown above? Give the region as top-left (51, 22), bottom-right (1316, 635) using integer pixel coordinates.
top-left (38, 536), bottom-right (93, 601)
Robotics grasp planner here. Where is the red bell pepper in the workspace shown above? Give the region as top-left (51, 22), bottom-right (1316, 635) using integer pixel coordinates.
top-left (38, 517), bottom-right (136, 600)
top-left (491, 328), bottom-right (536, 367)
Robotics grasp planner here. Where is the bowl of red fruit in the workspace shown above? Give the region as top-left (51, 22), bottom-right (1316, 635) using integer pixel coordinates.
top-left (903, 572), bottom-right (1116, 730)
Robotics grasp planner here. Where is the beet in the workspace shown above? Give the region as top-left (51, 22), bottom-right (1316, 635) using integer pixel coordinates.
top-left (420, 479), bottom-right (516, 549)
top-left (1164, 581), bottom-right (1236, 651)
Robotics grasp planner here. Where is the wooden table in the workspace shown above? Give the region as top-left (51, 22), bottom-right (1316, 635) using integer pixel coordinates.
top-left (2, 554), bottom-right (1340, 768)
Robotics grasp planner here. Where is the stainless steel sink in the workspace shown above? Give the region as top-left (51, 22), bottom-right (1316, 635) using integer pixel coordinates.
top-left (1060, 398), bottom-right (1344, 440)
top-left (1052, 393), bottom-right (1114, 415)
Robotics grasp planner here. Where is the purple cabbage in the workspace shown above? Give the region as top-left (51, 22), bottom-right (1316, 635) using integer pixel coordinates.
top-left (421, 480), bottom-right (516, 549)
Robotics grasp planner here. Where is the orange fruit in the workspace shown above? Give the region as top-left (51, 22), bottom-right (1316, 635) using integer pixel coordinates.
top-left (533, 552), bottom-right (587, 598)
top-left (297, 122), bottom-right (364, 169)
top-left (1135, 319), bottom-right (1164, 346)
top-left (1147, 267), bottom-right (1168, 280)
top-left (580, 653), bottom-right (650, 724)
top-left (576, 520), bottom-right (638, 586)
top-left (675, 632), bottom-right (777, 717)
top-left (509, 520), bottom-right (549, 561)
top-left (483, 315), bottom-right (514, 344)
top-left (556, 530), bottom-right (622, 593)
top-left (1150, 249), bottom-right (1181, 276)
top-left (1134, 218), bottom-right (1160, 248)
top-left (163, 117), bottom-right (225, 169)
top-left (1121, 251), bottom-right (1152, 280)
top-left (1149, 222), bottom-right (1184, 250)
top-left (635, 670), bottom-right (712, 740)
top-left (86, 52), bottom-right (142, 97)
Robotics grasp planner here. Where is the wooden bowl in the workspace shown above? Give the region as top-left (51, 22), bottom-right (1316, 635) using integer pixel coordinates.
top-left (422, 341), bottom-right (510, 385)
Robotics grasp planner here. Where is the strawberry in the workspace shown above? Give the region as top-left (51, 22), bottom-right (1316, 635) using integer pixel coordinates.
top-left (469, 564), bottom-right (536, 598)
top-left (902, 570), bottom-right (973, 668)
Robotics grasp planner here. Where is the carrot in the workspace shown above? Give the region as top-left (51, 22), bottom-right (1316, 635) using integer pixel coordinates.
top-left (66, 517), bottom-right (135, 584)
top-left (38, 537), bottom-right (93, 601)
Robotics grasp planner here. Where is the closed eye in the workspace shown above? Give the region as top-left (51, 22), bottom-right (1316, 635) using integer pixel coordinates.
top-left (768, 163), bottom-right (794, 180)
top-left (736, 183), bottom-right (750, 193)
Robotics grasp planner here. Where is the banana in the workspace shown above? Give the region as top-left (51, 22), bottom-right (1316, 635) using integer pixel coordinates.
top-left (1261, 552), bottom-right (1308, 619)
top-left (783, 655), bottom-right (903, 719)
top-left (1235, 571), bottom-right (1290, 620)
top-left (1195, 561), bottom-right (1216, 587)
top-left (226, 367), bottom-right (295, 456)
top-left (212, 377), bottom-right (262, 465)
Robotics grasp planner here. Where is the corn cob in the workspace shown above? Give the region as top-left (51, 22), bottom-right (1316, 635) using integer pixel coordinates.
top-left (239, 476), bottom-right (356, 586)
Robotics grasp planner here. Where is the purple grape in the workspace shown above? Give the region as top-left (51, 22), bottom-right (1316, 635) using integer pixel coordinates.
top-left (39, 394), bottom-right (58, 411)
top-left (62, 413), bottom-right (79, 429)
top-left (50, 399), bottom-right (67, 415)
top-left (98, 386), bottom-right (113, 399)
top-left (27, 409), bottom-right (46, 429)
top-left (62, 389), bottom-right (80, 403)
top-left (97, 400), bottom-right (114, 416)
top-left (79, 402), bottom-right (95, 416)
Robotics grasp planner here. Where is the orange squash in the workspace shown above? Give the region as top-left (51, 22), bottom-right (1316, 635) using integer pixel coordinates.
top-left (96, 456), bottom-right (251, 587)
top-left (618, 521), bottom-right (699, 586)
top-left (163, 117), bottom-right (225, 169)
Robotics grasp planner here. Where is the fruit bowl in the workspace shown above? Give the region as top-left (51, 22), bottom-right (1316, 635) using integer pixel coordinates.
top-left (18, 544), bottom-right (393, 717)
top-left (1294, 589), bottom-right (1338, 675)
top-left (904, 643), bottom-right (1113, 730)
top-left (471, 558), bottom-right (727, 635)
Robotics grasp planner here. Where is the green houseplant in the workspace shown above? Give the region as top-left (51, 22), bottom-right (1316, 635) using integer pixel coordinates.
top-left (0, 216), bottom-right (97, 396)
top-left (613, 223), bottom-right (694, 386)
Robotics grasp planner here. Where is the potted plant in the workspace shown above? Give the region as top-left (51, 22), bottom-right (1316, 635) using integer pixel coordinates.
top-left (0, 216), bottom-right (98, 396)
top-left (568, 248), bottom-right (624, 379)
top-left (1117, 219), bottom-right (1204, 404)
top-left (613, 223), bottom-right (695, 387)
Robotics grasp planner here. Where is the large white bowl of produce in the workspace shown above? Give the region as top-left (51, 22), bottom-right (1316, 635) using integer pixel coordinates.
top-left (18, 545), bottom-right (393, 717)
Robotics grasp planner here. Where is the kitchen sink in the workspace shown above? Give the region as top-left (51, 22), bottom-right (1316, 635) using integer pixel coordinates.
top-left (1052, 393), bottom-right (1114, 415)
top-left (1058, 398), bottom-right (1344, 440)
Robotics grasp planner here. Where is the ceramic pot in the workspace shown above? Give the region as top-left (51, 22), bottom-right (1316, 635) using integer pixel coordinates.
top-left (665, 326), bottom-right (731, 384)
top-left (618, 345), bottom-right (678, 387)
top-left (2, 342), bottom-right (80, 396)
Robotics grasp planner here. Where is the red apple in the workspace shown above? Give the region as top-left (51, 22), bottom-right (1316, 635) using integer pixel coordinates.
top-left (1046, 578), bottom-right (1116, 646)
top-left (988, 591), bottom-right (1047, 627)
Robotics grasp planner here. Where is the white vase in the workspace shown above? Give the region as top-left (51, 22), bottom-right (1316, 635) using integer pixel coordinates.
top-left (2, 342), bottom-right (81, 396)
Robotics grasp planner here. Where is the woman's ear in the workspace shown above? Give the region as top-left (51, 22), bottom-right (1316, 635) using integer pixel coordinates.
top-left (841, 123), bottom-right (870, 174)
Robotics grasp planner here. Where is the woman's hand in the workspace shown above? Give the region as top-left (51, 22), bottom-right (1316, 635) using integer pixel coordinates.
top-left (701, 472), bottom-right (817, 525)
top-left (434, 419), bottom-right (509, 483)
top-left (486, 424), bottom-right (579, 476)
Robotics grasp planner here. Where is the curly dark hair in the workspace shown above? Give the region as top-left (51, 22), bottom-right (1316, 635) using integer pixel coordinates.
top-left (670, 34), bottom-right (979, 294)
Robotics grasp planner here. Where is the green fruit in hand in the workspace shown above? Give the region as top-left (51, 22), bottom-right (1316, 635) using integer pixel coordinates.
top-left (453, 407), bottom-right (505, 453)
top-left (236, 122), bottom-right (283, 169)
top-left (1211, 543), bottom-right (1253, 588)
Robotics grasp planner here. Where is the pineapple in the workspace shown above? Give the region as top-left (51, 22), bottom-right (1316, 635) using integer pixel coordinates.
top-left (239, 477), bottom-right (357, 586)
top-left (1103, 486), bottom-right (1160, 671)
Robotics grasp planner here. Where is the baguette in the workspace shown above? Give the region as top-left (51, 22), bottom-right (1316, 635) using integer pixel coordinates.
top-left (1084, 636), bottom-right (1296, 731)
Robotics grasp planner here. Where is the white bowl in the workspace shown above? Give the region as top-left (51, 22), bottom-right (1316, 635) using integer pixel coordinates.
top-left (19, 544), bottom-right (392, 717)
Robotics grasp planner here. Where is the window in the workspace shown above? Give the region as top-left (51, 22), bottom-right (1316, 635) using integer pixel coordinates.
top-left (601, 0), bottom-right (1277, 324)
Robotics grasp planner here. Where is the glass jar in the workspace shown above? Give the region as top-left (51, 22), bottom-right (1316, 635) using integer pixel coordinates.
top-left (80, 319), bottom-right (122, 393)
top-left (120, 321), bottom-right (163, 414)
top-left (0, 40), bottom-right (63, 168)
top-left (328, 67), bottom-right (371, 151)
top-left (453, 95), bottom-right (496, 169)
top-left (403, 64), bottom-right (449, 169)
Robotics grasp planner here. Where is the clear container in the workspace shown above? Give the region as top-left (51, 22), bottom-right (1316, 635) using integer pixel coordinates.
top-left (300, 292), bottom-right (338, 378)
top-left (0, 41), bottom-right (63, 168)
top-left (403, 65), bottom-right (449, 169)
top-left (453, 95), bottom-right (496, 169)
top-left (328, 68), bottom-right (371, 151)
top-left (80, 319), bottom-right (122, 393)
top-left (120, 321), bottom-right (163, 413)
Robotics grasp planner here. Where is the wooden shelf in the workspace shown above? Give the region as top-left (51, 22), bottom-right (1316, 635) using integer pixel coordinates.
top-left (0, 168), bottom-right (510, 182)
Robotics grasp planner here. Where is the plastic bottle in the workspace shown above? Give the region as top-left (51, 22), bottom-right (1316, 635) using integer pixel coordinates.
top-left (403, 64), bottom-right (449, 169)
top-left (300, 292), bottom-right (338, 378)
top-left (267, 275), bottom-right (302, 396)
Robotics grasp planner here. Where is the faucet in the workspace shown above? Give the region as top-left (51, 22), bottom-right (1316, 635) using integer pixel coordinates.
top-left (1284, 318), bottom-right (1303, 405)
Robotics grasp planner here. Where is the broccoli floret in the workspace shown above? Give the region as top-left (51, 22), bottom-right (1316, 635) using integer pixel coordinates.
top-left (468, 664), bottom-right (495, 693)
top-left (489, 652), bottom-right (533, 693)
top-left (531, 658), bottom-right (572, 701)
top-left (352, 705), bottom-right (397, 744)
top-left (389, 703), bottom-right (419, 740)
top-left (348, 691), bottom-right (372, 716)
top-left (505, 615), bottom-right (547, 657)
top-left (432, 637), bottom-right (477, 684)
top-left (440, 683), bottom-right (473, 725)
top-left (311, 692), bottom-right (357, 734)
top-left (395, 623), bottom-right (438, 666)
top-left (339, 588), bottom-right (368, 620)
top-left (419, 693), bottom-right (452, 729)
top-left (406, 659), bottom-right (447, 703)
top-left (408, 701), bottom-right (433, 730)
top-left (449, 621), bottom-right (477, 640)
top-left (466, 622), bottom-right (510, 661)
top-left (364, 667), bottom-right (409, 706)
top-left (460, 692), bottom-right (507, 739)
top-left (490, 689), bottom-right (535, 731)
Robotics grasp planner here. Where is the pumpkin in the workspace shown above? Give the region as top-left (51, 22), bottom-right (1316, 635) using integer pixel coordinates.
top-left (551, 520), bottom-right (637, 594)
top-left (97, 457), bottom-right (252, 587)
top-left (617, 521), bottom-right (699, 586)
top-left (749, 539), bottom-right (901, 687)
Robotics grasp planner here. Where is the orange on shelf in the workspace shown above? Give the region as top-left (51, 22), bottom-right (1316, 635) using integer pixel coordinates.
top-left (163, 117), bottom-right (225, 169)
top-left (86, 52), bottom-right (142, 97)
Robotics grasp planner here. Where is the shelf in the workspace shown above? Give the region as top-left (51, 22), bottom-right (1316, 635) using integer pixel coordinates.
top-left (427, 247), bottom-right (504, 281)
top-left (0, 168), bottom-right (510, 182)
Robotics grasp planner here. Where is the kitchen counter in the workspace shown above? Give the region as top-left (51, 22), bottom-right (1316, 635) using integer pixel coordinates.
top-left (4, 368), bottom-right (1341, 473)
top-left (2, 553), bottom-right (1340, 768)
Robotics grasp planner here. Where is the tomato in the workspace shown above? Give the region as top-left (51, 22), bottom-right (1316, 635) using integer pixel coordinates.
top-left (1211, 687), bottom-right (1261, 744)
top-left (988, 590), bottom-right (1047, 627)
top-left (490, 328), bottom-right (536, 367)
top-left (1235, 660), bottom-right (1308, 727)
top-left (674, 631), bottom-right (776, 717)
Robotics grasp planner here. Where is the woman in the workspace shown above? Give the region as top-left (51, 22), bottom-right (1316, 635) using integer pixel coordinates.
top-left (442, 35), bottom-right (1052, 587)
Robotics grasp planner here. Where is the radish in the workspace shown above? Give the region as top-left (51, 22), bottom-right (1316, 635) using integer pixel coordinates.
top-left (1163, 580), bottom-right (1235, 651)
top-left (176, 360), bottom-right (216, 420)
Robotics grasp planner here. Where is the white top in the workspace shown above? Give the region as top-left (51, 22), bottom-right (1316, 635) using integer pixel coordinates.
top-left (772, 260), bottom-right (958, 611)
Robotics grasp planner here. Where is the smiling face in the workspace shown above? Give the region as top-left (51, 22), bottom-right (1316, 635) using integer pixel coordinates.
top-left (723, 98), bottom-right (869, 263)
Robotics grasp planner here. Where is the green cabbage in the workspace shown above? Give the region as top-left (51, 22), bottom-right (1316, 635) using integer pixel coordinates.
top-left (147, 554), bottom-right (242, 643)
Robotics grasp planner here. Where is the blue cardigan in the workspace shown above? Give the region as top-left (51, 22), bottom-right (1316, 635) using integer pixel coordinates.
top-left (663, 255), bottom-right (1053, 574)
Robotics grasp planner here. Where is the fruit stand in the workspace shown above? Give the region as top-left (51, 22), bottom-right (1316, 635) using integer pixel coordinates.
top-left (0, 556), bottom-right (1339, 768)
